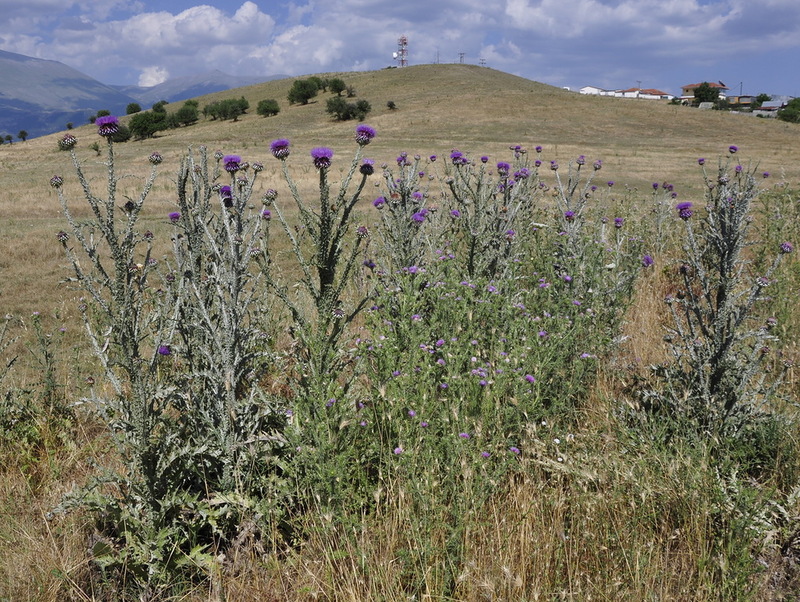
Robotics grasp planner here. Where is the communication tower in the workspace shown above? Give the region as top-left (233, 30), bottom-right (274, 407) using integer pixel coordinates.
top-left (395, 35), bottom-right (408, 67)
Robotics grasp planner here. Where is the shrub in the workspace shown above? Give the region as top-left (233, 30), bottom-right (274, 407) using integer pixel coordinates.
top-left (256, 99), bottom-right (280, 117)
top-left (326, 96), bottom-right (371, 121)
top-left (329, 78), bottom-right (347, 96)
top-left (287, 78), bottom-right (319, 105)
top-left (126, 102), bottom-right (142, 115)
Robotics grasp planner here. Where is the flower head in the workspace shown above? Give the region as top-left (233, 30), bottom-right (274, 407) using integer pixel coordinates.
top-left (698, 157), bottom-right (706, 165)
top-left (223, 154), bottom-right (241, 173)
top-left (360, 158), bottom-right (375, 176)
top-left (355, 124), bottom-right (376, 146)
top-left (411, 209), bottom-right (428, 223)
top-left (168, 211), bottom-right (181, 222)
top-left (780, 241), bottom-right (794, 254)
top-left (373, 196), bottom-right (386, 208)
top-left (157, 344), bottom-right (172, 356)
top-left (96, 115), bottom-right (119, 137)
top-left (496, 161), bottom-right (511, 176)
top-left (270, 138), bottom-right (291, 160)
top-left (729, 145), bottom-right (738, 154)
top-left (49, 175), bottom-right (64, 188)
top-left (642, 254), bottom-right (654, 267)
top-left (676, 201), bottom-right (693, 220)
top-left (148, 151), bottom-right (163, 165)
top-left (58, 133), bottom-right (77, 150)
top-left (219, 185), bottom-right (233, 207)
top-left (311, 147), bottom-right (333, 169)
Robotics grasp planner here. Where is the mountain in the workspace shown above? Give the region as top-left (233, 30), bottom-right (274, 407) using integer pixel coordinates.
top-left (113, 70), bottom-right (283, 107)
top-left (0, 49), bottom-right (138, 139)
top-left (0, 50), bottom-right (279, 139)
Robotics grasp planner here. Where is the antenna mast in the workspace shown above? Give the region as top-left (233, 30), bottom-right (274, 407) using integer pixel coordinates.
top-left (396, 35), bottom-right (408, 67)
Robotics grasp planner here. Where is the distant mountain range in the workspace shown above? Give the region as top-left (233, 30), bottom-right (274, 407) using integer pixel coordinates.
top-left (0, 49), bottom-right (282, 139)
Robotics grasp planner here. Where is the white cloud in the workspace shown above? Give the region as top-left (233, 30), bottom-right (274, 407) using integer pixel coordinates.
top-left (138, 65), bottom-right (170, 86)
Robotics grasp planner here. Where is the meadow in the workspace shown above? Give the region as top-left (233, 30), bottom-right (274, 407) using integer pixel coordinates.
top-left (2, 64), bottom-right (800, 600)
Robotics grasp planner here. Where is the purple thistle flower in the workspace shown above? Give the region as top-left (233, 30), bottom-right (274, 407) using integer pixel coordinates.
top-left (481, 451), bottom-right (491, 458)
top-left (564, 210), bottom-right (575, 222)
top-left (223, 154), bottom-right (241, 172)
top-left (729, 145), bottom-right (738, 154)
top-left (763, 172), bottom-right (770, 178)
top-left (96, 115), bottom-right (119, 137)
top-left (393, 447), bottom-right (404, 455)
top-left (261, 209), bottom-right (271, 220)
top-left (450, 209), bottom-right (461, 218)
top-left (373, 196), bottom-right (385, 208)
top-left (676, 201), bottom-right (693, 220)
top-left (157, 344), bottom-right (172, 356)
top-left (593, 159), bottom-right (602, 170)
top-left (411, 210), bottom-right (428, 223)
top-left (459, 432), bottom-right (470, 439)
top-left (698, 157), bottom-right (706, 165)
top-left (550, 160), bottom-right (559, 171)
top-left (168, 211), bottom-right (181, 222)
top-left (58, 133), bottom-right (77, 150)
top-left (429, 154), bottom-right (437, 162)
top-left (642, 254), bottom-right (654, 267)
top-left (497, 161), bottom-right (511, 176)
top-left (311, 147), bottom-right (333, 169)
top-left (355, 124), bottom-right (376, 146)
top-left (149, 151), bottom-right (163, 165)
top-left (450, 150), bottom-right (464, 164)
top-left (524, 374), bottom-right (535, 383)
top-left (509, 446), bottom-right (521, 455)
top-left (270, 138), bottom-right (290, 160)
top-left (614, 217), bottom-right (624, 228)
top-left (780, 241), bottom-right (794, 254)
top-left (480, 155), bottom-right (489, 163)
top-left (50, 175), bottom-right (64, 188)
top-left (607, 181), bottom-right (615, 187)
top-left (220, 185), bottom-right (233, 207)
top-left (535, 145), bottom-right (543, 153)
top-left (360, 159), bottom-right (375, 176)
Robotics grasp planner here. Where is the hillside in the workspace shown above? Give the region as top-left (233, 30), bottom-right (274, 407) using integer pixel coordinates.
top-left (2, 63), bottom-right (800, 317)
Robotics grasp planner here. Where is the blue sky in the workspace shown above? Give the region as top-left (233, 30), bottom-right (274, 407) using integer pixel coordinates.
top-left (1, 0), bottom-right (798, 97)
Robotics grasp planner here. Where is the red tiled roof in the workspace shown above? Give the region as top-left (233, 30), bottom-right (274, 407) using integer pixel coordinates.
top-left (683, 82), bottom-right (729, 89)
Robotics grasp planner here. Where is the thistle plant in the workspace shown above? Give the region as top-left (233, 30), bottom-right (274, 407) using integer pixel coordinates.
top-left (264, 127), bottom-right (376, 413)
top-left (648, 149), bottom-right (794, 433)
top-left (54, 122), bottom-right (286, 588)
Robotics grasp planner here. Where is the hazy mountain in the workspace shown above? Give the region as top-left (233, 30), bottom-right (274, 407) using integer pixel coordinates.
top-left (113, 70), bottom-right (283, 107)
top-left (0, 50), bottom-right (280, 139)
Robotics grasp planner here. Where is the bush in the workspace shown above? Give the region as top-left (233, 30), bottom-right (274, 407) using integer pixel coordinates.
top-left (128, 110), bottom-right (168, 139)
top-left (287, 78), bottom-right (319, 105)
top-left (203, 97), bottom-right (249, 121)
top-left (126, 103), bottom-right (142, 115)
top-left (329, 78), bottom-right (346, 96)
top-left (326, 97), bottom-right (372, 121)
top-left (257, 99), bottom-right (280, 117)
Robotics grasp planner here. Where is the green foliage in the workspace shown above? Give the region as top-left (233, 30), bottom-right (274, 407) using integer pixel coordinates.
top-left (693, 82), bottom-right (720, 104)
top-left (152, 100), bottom-right (168, 113)
top-left (17, 130), bottom-right (28, 141)
top-left (129, 110), bottom-right (168, 139)
top-left (173, 102), bottom-right (199, 126)
top-left (325, 96), bottom-right (371, 121)
top-left (287, 78), bottom-right (320, 105)
top-left (387, 100), bottom-right (397, 110)
top-left (754, 93), bottom-right (771, 108)
top-left (126, 102), bottom-right (142, 115)
top-left (256, 98), bottom-right (280, 117)
top-left (203, 97), bottom-right (249, 121)
top-left (329, 78), bottom-right (346, 96)
top-left (777, 98), bottom-right (800, 123)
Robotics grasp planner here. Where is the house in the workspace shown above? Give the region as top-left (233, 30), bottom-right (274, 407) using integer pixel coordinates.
top-left (580, 85), bottom-right (673, 100)
top-left (680, 81), bottom-right (729, 102)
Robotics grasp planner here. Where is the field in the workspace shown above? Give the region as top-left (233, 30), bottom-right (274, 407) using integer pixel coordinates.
top-left (2, 64), bottom-right (800, 600)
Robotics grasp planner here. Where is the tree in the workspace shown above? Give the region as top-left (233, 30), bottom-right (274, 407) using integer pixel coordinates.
top-left (129, 111), bottom-right (167, 139)
top-left (66, 122), bottom-right (74, 129)
top-left (777, 98), bottom-right (800, 123)
top-left (329, 78), bottom-right (346, 96)
top-left (754, 93), bottom-right (771, 109)
top-left (203, 97), bottom-right (248, 121)
top-left (18, 130), bottom-right (28, 142)
top-left (256, 99), bottom-right (280, 117)
top-left (308, 76), bottom-right (327, 92)
top-left (126, 102), bottom-right (142, 115)
top-left (96, 109), bottom-right (111, 118)
top-left (693, 82), bottom-right (720, 105)
top-left (4, 135), bottom-right (11, 144)
top-left (174, 102), bottom-right (199, 126)
top-left (287, 79), bottom-right (319, 105)
top-left (387, 100), bottom-right (397, 110)
top-left (325, 96), bottom-right (372, 121)
top-left (152, 100), bottom-right (168, 113)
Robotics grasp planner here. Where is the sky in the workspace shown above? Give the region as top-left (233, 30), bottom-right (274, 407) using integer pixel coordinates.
top-left (1, 0), bottom-right (798, 97)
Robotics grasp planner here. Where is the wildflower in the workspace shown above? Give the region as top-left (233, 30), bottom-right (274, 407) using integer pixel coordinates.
top-left (408, 410), bottom-right (416, 417)
top-left (576, 154), bottom-right (586, 165)
top-left (509, 446), bottom-right (521, 454)
top-left (497, 161), bottom-right (511, 176)
top-left (360, 159), bottom-right (375, 176)
top-left (157, 344), bottom-right (172, 356)
top-left (480, 155), bottom-right (489, 163)
top-left (450, 209), bottom-right (460, 218)
top-left (676, 201), bottom-right (693, 220)
top-left (149, 151), bottom-right (163, 165)
top-left (481, 451), bottom-right (491, 458)
top-left (261, 209), bottom-right (271, 220)
top-left (614, 217), bottom-right (624, 228)
top-left (411, 210), bottom-right (428, 223)
top-left (729, 145), bottom-right (738, 154)
top-left (270, 138), bottom-right (291, 160)
top-left (535, 145), bottom-right (543, 153)
top-left (780, 241), bottom-right (794, 254)
top-left (652, 182), bottom-right (659, 190)
top-left (311, 147), bottom-right (333, 169)
top-left (642, 254), bottom-right (654, 267)
top-left (607, 181), bottom-right (615, 187)
top-left (219, 185), bottom-right (233, 207)
top-left (363, 259), bottom-right (376, 269)
top-left (763, 172), bottom-right (770, 178)
top-left (735, 164), bottom-right (743, 173)
top-left (373, 196), bottom-right (386, 208)
top-left (550, 160), bottom-right (558, 171)
top-left (564, 210), bottom-right (575, 222)
top-left (355, 124), bottom-right (376, 146)
top-left (393, 447), bottom-right (404, 455)
top-left (356, 225), bottom-right (369, 238)
top-left (96, 115), bottom-right (119, 137)
top-left (223, 154), bottom-right (241, 172)
top-left (524, 374), bottom-right (535, 383)
top-left (49, 175), bottom-right (64, 188)
top-left (58, 133), bottom-right (77, 150)
top-left (515, 168), bottom-right (530, 179)
top-left (326, 398), bottom-right (336, 408)
top-left (698, 158), bottom-right (706, 165)
top-left (56, 230), bottom-right (69, 243)
top-left (252, 161), bottom-right (264, 172)
top-left (459, 432), bottom-right (470, 439)
top-left (593, 159), bottom-right (602, 170)
top-left (168, 211), bottom-right (181, 222)
top-left (263, 188), bottom-right (278, 203)
top-left (420, 421), bottom-right (429, 427)
top-left (429, 155), bottom-right (437, 162)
